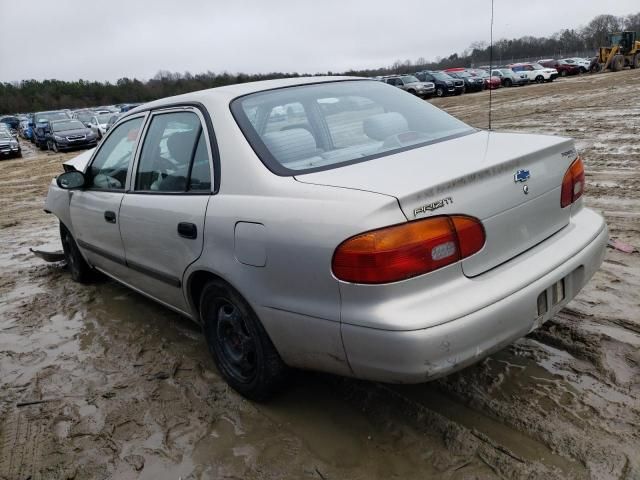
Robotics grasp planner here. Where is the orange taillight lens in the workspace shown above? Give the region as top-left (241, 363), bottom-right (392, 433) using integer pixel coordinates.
top-left (332, 215), bottom-right (485, 284)
top-left (561, 157), bottom-right (585, 208)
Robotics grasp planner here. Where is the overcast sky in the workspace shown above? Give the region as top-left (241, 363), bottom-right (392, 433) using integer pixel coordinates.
top-left (0, 0), bottom-right (637, 82)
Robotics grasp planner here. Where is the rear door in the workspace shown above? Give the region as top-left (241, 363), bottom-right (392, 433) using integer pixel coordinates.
top-left (118, 108), bottom-right (214, 311)
top-left (69, 115), bottom-right (146, 277)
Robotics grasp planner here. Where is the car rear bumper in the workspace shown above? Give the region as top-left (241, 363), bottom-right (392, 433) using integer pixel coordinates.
top-left (340, 207), bottom-right (608, 383)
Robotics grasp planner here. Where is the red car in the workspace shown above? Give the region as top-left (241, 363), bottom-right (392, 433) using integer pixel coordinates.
top-left (466, 69), bottom-right (501, 89)
top-left (538, 59), bottom-right (581, 77)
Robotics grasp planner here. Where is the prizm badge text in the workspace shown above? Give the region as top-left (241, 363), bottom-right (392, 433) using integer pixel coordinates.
top-left (413, 197), bottom-right (453, 217)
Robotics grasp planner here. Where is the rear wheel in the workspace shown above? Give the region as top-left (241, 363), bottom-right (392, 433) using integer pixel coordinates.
top-left (611, 54), bottom-right (624, 72)
top-left (632, 54), bottom-right (640, 69)
top-left (560, 70), bottom-right (567, 77)
top-left (200, 280), bottom-right (287, 401)
top-left (503, 78), bottom-right (512, 87)
top-left (60, 223), bottom-right (92, 283)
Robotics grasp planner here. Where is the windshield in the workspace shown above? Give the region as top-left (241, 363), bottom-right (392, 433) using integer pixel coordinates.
top-left (531, 63), bottom-right (544, 70)
top-left (35, 111), bottom-right (69, 123)
top-left (433, 72), bottom-right (454, 81)
top-left (231, 80), bottom-right (474, 175)
top-left (401, 75), bottom-right (420, 84)
top-left (96, 114), bottom-right (112, 124)
top-left (52, 120), bottom-right (85, 132)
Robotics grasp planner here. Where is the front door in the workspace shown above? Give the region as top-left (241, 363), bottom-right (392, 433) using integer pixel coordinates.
top-left (70, 115), bottom-right (145, 277)
top-left (118, 109), bottom-right (214, 311)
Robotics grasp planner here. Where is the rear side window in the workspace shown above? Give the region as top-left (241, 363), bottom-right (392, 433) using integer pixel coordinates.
top-left (231, 80), bottom-right (473, 175)
top-left (135, 111), bottom-right (211, 192)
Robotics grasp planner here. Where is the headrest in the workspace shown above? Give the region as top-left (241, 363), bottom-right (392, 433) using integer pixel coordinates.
top-left (167, 131), bottom-right (196, 164)
top-left (262, 128), bottom-right (318, 164)
top-left (363, 112), bottom-right (409, 141)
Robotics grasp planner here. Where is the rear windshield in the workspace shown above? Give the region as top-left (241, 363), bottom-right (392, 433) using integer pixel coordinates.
top-left (231, 80), bottom-right (474, 175)
top-left (35, 111), bottom-right (69, 123)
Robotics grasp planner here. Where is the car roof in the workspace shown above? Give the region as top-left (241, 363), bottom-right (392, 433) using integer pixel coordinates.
top-left (127, 76), bottom-right (364, 115)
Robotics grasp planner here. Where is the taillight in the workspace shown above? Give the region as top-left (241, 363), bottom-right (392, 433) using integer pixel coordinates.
top-left (332, 215), bottom-right (485, 284)
top-left (561, 157), bottom-right (585, 208)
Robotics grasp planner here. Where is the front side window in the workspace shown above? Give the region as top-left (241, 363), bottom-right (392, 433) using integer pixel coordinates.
top-left (231, 80), bottom-right (474, 175)
top-left (135, 111), bottom-right (210, 192)
top-left (87, 116), bottom-right (143, 190)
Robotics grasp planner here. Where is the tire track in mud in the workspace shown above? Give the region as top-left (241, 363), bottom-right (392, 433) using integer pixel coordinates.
top-left (1, 70), bottom-right (640, 479)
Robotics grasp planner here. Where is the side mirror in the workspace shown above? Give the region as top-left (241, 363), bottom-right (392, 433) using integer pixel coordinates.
top-left (56, 171), bottom-right (86, 190)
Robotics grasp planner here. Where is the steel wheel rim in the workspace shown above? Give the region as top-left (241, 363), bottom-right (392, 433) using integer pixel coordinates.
top-left (215, 299), bottom-right (257, 382)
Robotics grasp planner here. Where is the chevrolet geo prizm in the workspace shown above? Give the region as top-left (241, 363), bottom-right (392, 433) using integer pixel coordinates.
top-left (45, 77), bottom-right (608, 400)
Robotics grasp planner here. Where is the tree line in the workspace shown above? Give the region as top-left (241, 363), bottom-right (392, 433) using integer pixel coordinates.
top-left (1, 12), bottom-right (638, 114)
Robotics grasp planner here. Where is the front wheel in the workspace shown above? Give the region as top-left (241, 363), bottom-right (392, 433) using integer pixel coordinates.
top-left (52, 141), bottom-right (59, 153)
top-left (201, 280), bottom-right (287, 401)
top-left (535, 75), bottom-right (544, 83)
top-left (60, 223), bottom-right (92, 283)
top-left (435, 87), bottom-right (445, 97)
top-left (560, 70), bottom-right (567, 77)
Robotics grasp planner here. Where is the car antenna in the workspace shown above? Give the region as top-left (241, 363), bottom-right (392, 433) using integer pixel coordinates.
top-left (488, 0), bottom-right (494, 130)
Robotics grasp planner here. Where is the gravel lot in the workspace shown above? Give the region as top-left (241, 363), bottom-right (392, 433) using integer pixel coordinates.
top-left (1, 70), bottom-right (639, 480)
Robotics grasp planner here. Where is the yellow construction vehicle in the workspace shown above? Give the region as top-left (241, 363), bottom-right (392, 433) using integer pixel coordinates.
top-left (590, 31), bottom-right (640, 72)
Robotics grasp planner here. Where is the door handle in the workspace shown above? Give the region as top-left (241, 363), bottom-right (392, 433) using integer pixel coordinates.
top-left (178, 222), bottom-right (197, 239)
top-left (104, 211), bottom-right (117, 223)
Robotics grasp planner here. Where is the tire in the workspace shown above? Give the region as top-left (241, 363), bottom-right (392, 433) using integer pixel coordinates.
top-left (60, 223), bottom-right (92, 283)
top-left (39, 141), bottom-right (47, 151)
top-left (560, 70), bottom-right (567, 77)
top-left (535, 75), bottom-right (544, 83)
top-left (52, 141), bottom-right (59, 153)
top-left (611, 55), bottom-right (624, 72)
top-left (632, 54), bottom-right (640, 69)
top-left (407, 89), bottom-right (416, 96)
top-left (504, 78), bottom-right (512, 87)
top-left (200, 280), bottom-right (287, 401)
top-left (435, 86), bottom-right (445, 97)
top-left (579, 66), bottom-right (587, 73)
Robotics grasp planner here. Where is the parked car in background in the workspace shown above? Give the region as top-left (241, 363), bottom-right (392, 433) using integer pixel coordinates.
top-left (32, 110), bottom-right (72, 149)
top-left (73, 110), bottom-right (95, 127)
top-left (561, 57), bottom-right (591, 73)
top-left (120, 103), bottom-right (143, 112)
top-left (19, 119), bottom-right (33, 140)
top-left (491, 68), bottom-right (529, 87)
top-left (0, 129), bottom-right (21, 159)
top-left (46, 76), bottom-right (607, 400)
top-left (88, 113), bottom-right (112, 138)
top-left (106, 113), bottom-right (122, 132)
top-left (539, 59), bottom-right (580, 77)
top-left (444, 69), bottom-right (485, 92)
top-left (467, 69), bottom-right (502, 89)
top-left (381, 75), bottom-right (435, 98)
top-left (46, 119), bottom-right (99, 152)
top-left (509, 63), bottom-right (558, 83)
top-left (0, 115), bottom-right (21, 131)
top-left (415, 71), bottom-right (462, 97)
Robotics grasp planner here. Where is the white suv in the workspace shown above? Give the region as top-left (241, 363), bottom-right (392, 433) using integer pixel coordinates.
top-left (509, 63), bottom-right (558, 83)
top-left (561, 58), bottom-right (591, 73)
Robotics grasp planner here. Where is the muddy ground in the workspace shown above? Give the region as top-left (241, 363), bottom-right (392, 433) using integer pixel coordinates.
top-left (1, 70), bottom-right (639, 480)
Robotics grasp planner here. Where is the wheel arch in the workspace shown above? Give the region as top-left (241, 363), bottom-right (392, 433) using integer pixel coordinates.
top-left (185, 268), bottom-right (242, 324)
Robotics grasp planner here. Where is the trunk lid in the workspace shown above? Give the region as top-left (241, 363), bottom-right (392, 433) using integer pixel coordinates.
top-left (296, 131), bottom-right (577, 277)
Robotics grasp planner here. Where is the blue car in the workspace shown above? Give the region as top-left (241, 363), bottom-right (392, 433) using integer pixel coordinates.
top-left (19, 120), bottom-right (32, 140)
top-left (31, 110), bottom-right (71, 150)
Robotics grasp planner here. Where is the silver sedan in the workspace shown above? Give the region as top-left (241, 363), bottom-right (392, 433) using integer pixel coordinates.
top-left (46, 77), bottom-right (608, 400)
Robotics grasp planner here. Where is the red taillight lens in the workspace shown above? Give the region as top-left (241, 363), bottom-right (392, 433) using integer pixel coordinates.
top-left (561, 157), bottom-right (585, 208)
top-left (332, 215), bottom-right (485, 284)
